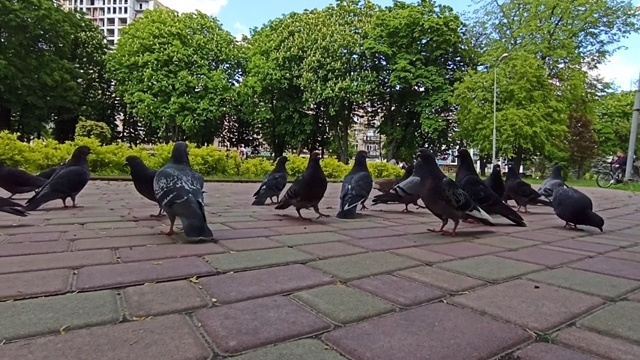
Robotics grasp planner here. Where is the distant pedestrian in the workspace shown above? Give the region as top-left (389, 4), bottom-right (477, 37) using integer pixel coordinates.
top-left (388, 158), bottom-right (397, 166)
top-left (238, 145), bottom-right (247, 160)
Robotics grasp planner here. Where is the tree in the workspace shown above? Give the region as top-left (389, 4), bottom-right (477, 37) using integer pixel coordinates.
top-left (594, 90), bottom-right (637, 156)
top-left (108, 9), bottom-right (240, 143)
top-left (75, 119), bottom-right (112, 144)
top-left (566, 102), bottom-right (598, 178)
top-left (365, 0), bottom-right (471, 161)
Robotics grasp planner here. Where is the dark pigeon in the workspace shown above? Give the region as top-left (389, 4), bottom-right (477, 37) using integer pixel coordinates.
top-left (36, 164), bottom-right (63, 180)
top-left (504, 163), bottom-right (551, 212)
top-left (484, 164), bottom-right (506, 199)
top-left (275, 151), bottom-right (329, 220)
top-left (24, 146), bottom-right (91, 211)
top-left (552, 187), bottom-right (604, 232)
top-left (0, 164), bottom-right (47, 198)
top-left (153, 141), bottom-right (214, 241)
top-left (251, 156), bottom-right (288, 206)
top-left (415, 148), bottom-right (494, 237)
top-left (538, 165), bottom-right (567, 202)
top-left (455, 149), bottom-right (526, 227)
top-left (125, 155), bottom-right (164, 217)
top-left (0, 196), bottom-right (28, 217)
top-left (336, 150), bottom-right (373, 219)
top-left (371, 163), bottom-right (425, 212)
top-left (373, 164), bottom-right (414, 194)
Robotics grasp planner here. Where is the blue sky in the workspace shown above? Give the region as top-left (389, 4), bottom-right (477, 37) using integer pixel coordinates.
top-left (160, 0), bottom-right (639, 90)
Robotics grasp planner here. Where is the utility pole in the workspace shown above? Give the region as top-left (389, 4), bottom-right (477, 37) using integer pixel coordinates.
top-left (624, 73), bottom-right (640, 181)
top-left (492, 53), bottom-right (509, 166)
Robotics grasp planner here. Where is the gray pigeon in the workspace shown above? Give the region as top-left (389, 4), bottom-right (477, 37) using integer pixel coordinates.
top-left (0, 163), bottom-right (47, 198)
top-left (552, 187), bottom-right (604, 232)
top-left (484, 164), bottom-right (506, 199)
top-left (125, 155), bottom-right (164, 217)
top-left (0, 196), bottom-right (28, 217)
top-left (504, 163), bottom-right (551, 212)
top-left (275, 151), bottom-right (329, 220)
top-left (373, 164), bottom-right (414, 194)
top-left (36, 164), bottom-right (63, 180)
top-left (371, 163), bottom-right (424, 212)
top-left (153, 142), bottom-right (214, 241)
top-left (24, 146), bottom-right (91, 211)
top-left (538, 165), bottom-right (567, 202)
top-left (416, 148), bottom-right (494, 236)
top-left (336, 150), bottom-right (373, 219)
top-left (252, 156), bottom-right (288, 205)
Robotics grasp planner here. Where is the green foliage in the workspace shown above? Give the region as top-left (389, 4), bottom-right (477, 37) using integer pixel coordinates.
top-left (75, 120), bottom-right (112, 144)
top-left (368, 162), bottom-right (404, 179)
top-left (593, 90), bottom-right (637, 156)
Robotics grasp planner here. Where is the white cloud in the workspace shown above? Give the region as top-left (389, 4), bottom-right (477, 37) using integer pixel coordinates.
top-left (592, 51), bottom-right (640, 91)
top-left (232, 22), bottom-right (249, 40)
top-left (159, 0), bottom-right (228, 15)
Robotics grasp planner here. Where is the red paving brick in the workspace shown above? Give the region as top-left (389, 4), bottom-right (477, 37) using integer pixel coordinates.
top-left (2, 182), bottom-right (640, 357)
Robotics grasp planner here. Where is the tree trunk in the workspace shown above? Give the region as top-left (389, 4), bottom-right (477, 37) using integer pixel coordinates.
top-left (479, 156), bottom-right (486, 177)
top-left (0, 104), bottom-right (12, 131)
top-left (513, 146), bottom-right (524, 174)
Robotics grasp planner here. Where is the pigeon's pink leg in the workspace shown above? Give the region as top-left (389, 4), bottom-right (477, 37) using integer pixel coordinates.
top-left (71, 197), bottom-right (83, 208)
top-left (62, 198), bottom-right (68, 208)
top-left (164, 218), bottom-right (176, 236)
top-left (517, 205), bottom-right (528, 213)
top-left (401, 205), bottom-right (414, 213)
top-left (428, 219), bottom-right (448, 234)
top-left (443, 221), bottom-right (460, 237)
top-left (313, 205), bottom-right (330, 219)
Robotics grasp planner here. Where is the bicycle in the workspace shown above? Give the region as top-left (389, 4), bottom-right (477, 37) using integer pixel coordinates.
top-left (594, 163), bottom-right (640, 188)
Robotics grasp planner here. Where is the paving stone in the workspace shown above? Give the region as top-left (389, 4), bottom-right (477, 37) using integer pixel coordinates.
top-left (578, 301), bottom-right (640, 343)
top-left (224, 220), bottom-right (302, 229)
top-left (308, 252), bottom-right (420, 281)
top-left (570, 257), bottom-right (640, 281)
top-left (0, 240), bottom-right (70, 257)
top-left (389, 247), bottom-right (455, 264)
top-left (516, 343), bottom-right (600, 360)
top-left (75, 257), bottom-right (216, 290)
top-left (205, 248), bottom-right (315, 272)
top-left (553, 239), bottom-right (620, 253)
top-left (605, 250), bottom-right (640, 263)
top-left (0, 249), bottom-right (115, 274)
top-left (496, 247), bottom-right (588, 267)
top-left (0, 224), bottom-right (82, 235)
top-left (230, 339), bottom-right (346, 360)
top-left (295, 242), bottom-right (367, 259)
top-left (73, 235), bottom-right (174, 250)
top-left (195, 296), bottom-right (332, 355)
top-left (291, 285), bottom-right (395, 325)
top-left (579, 237), bottom-right (635, 247)
top-left (396, 266), bottom-right (486, 292)
top-left (473, 236), bottom-right (541, 249)
top-left (556, 327), bottom-right (640, 360)
top-left (349, 274), bottom-right (445, 307)
top-left (4, 232), bottom-right (63, 243)
top-left (83, 221), bottom-right (138, 230)
top-left (345, 236), bottom-right (419, 250)
top-left (270, 232), bottom-right (352, 246)
top-left (199, 264), bottom-right (334, 304)
top-left (629, 291), bottom-right (640, 302)
top-left (539, 245), bottom-right (596, 256)
top-left (218, 237), bottom-right (283, 251)
top-left (272, 224), bottom-right (337, 235)
top-left (526, 268), bottom-right (640, 299)
top-left (323, 302), bottom-right (530, 360)
top-left (64, 227), bottom-right (159, 240)
top-left (117, 243), bottom-right (226, 262)
top-left (0, 315), bottom-right (212, 360)
top-left (450, 279), bottom-right (606, 332)
top-left (337, 227), bottom-right (405, 239)
top-left (0, 290), bottom-right (121, 341)
top-left (0, 269), bottom-right (72, 301)
top-left (422, 242), bottom-right (503, 258)
top-left (48, 216), bottom-right (125, 225)
top-left (123, 280), bottom-right (209, 317)
top-left (627, 245), bottom-right (640, 252)
top-left (436, 255), bottom-right (544, 282)
top-left (511, 231), bottom-right (570, 242)
top-left (203, 228), bottom-right (281, 240)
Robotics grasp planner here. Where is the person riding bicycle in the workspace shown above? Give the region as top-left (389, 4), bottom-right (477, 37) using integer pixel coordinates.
top-left (610, 150), bottom-right (628, 182)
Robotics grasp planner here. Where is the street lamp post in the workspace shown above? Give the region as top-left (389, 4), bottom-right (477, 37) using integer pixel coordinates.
top-left (492, 53), bottom-right (509, 166)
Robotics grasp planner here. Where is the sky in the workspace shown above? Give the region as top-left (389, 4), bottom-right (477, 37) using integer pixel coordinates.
top-left (159, 0), bottom-right (640, 91)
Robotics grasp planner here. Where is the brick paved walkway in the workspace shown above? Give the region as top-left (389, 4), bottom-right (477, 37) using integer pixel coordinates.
top-left (1, 181), bottom-right (639, 359)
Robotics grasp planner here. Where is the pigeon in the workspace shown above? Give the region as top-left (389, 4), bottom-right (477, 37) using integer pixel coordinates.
top-left (415, 148), bottom-right (494, 236)
top-left (336, 150), bottom-right (373, 219)
top-left (0, 196), bottom-right (28, 217)
top-left (455, 149), bottom-right (526, 227)
top-left (538, 165), bottom-right (567, 202)
top-left (373, 164), bottom-right (414, 194)
top-left (153, 141), bottom-right (214, 241)
top-left (36, 165), bottom-right (63, 180)
top-left (504, 163), bottom-right (551, 212)
top-left (552, 186), bottom-right (604, 232)
top-left (24, 146), bottom-right (92, 211)
top-left (251, 156), bottom-right (288, 206)
top-left (125, 155), bottom-right (164, 217)
top-left (371, 163), bottom-right (425, 213)
top-left (275, 151), bottom-right (329, 220)
top-left (0, 164), bottom-right (47, 198)
top-left (484, 164), bottom-right (506, 199)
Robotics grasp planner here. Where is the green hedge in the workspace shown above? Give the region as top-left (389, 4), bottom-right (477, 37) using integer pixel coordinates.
top-left (0, 131), bottom-right (403, 180)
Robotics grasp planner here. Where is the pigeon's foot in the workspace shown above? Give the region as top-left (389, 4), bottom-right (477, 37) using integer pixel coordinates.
top-left (563, 222), bottom-right (581, 231)
top-left (72, 204), bottom-right (83, 208)
top-left (62, 199), bottom-right (68, 208)
top-left (360, 204), bottom-right (369, 211)
top-left (163, 229), bottom-right (176, 236)
top-left (428, 228), bottom-right (444, 233)
top-left (150, 213), bottom-right (165, 218)
top-left (517, 206), bottom-right (529, 213)
top-left (401, 207), bottom-right (414, 214)
top-left (296, 209), bottom-right (312, 221)
top-left (440, 230), bottom-right (456, 237)
top-left (312, 205), bottom-right (331, 219)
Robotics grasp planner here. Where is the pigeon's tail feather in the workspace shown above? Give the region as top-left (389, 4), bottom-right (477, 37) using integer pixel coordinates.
top-left (532, 197), bottom-right (552, 206)
top-left (466, 206), bottom-right (494, 224)
top-left (251, 194), bottom-right (269, 206)
top-left (24, 191), bottom-right (60, 211)
top-left (492, 203), bottom-right (527, 227)
top-left (336, 205), bottom-right (358, 219)
top-left (0, 207), bottom-right (29, 217)
top-left (172, 198), bottom-right (214, 240)
top-left (474, 217), bottom-right (495, 226)
top-left (371, 192), bottom-right (402, 205)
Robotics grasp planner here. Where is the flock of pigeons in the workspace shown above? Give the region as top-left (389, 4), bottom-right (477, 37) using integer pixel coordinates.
top-left (0, 143), bottom-right (605, 243)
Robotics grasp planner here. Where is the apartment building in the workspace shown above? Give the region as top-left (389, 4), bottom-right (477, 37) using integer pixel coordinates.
top-left (352, 113), bottom-right (384, 160)
top-left (57, 0), bottom-right (167, 47)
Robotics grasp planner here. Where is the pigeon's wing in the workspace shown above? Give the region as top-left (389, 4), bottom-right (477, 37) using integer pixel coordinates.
top-left (0, 196), bottom-right (24, 208)
top-left (339, 171), bottom-right (373, 211)
top-left (11, 168), bottom-right (47, 188)
top-left (391, 175), bottom-right (421, 198)
top-left (171, 192), bottom-right (213, 239)
top-left (0, 196), bottom-right (28, 217)
top-left (256, 172), bottom-right (287, 198)
top-left (439, 177), bottom-right (493, 222)
top-left (24, 166), bottom-right (90, 211)
top-left (274, 177), bottom-right (303, 209)
top-left (252, 177), bottom-right (269, 197)
top-left (154, 166), bottom-right (200, 209)
top-left (459, 176), bottom-right (503, 209)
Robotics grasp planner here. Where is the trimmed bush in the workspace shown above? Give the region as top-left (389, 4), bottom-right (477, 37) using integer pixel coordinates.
top-left (0, 131), bottom-right (405, 180)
